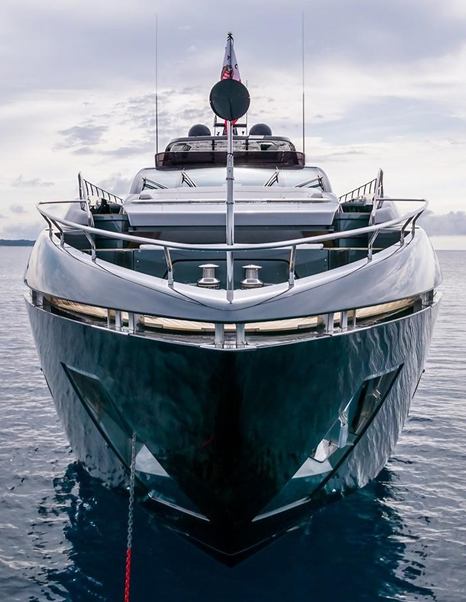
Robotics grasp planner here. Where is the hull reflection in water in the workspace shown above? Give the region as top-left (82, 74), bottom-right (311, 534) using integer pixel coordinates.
top-left (37, 463), bottom-right (434, 600)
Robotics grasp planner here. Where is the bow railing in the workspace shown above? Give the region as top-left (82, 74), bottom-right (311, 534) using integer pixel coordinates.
top-left (37, 196), bottom-right (427, 301)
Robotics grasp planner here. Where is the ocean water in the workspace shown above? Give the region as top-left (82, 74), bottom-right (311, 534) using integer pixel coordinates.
top-left (0, 246), bottom-right (465, 602)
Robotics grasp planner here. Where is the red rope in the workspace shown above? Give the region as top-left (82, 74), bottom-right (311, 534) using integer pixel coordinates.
top-left (124, 547), bottom-right (132, 602)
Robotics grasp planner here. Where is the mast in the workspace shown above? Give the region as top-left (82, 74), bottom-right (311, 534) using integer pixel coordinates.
top-left (155, 14), bottom-right (159, 156)
top-left (301, 12), bottom-right (306, 160)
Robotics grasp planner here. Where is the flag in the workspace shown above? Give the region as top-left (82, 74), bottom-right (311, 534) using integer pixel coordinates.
top-left (221, 33), bottom-right (241, 82)
top-left (220, 33), bottom-right (241, 129)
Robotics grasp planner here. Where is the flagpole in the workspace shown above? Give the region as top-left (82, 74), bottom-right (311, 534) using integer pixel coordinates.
top-left (226, 120), bottom-right (234, 249)
top-left (225, 34), bottom-right (235, 302)
top-left (226, 117), bottom-right (235, 302)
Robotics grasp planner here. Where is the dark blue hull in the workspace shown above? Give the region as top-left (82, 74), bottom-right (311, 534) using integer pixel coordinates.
top-left (26, 299), bottom-right (438, 560)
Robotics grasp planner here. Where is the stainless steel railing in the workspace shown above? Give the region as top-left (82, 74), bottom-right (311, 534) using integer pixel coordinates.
top-left (37, 196), bottom-right (427, 301)
top-left (339, 169), bottom-right (384, 204)
top-left (78, 173), bottom-right (123, 204)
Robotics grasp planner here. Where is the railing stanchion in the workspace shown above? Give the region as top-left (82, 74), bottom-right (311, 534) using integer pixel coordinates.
top-left (56, 221), bottom-right (65, 248)
top-left (215, 323), bottom-right (225, 348)
top-left (400, 215), bottom-right (414, 248)
top-left (84, 232), bottom-right (97, 261)
top-left (288, 245), bottom-right (297, 286)
top-left (43, 215), bottom-right (54, 240)
top-left (319, 313), bottom-right (334, 334)
top-left (78, 172), bottom-right (83, 200)
top-left (163, 247), bottom-right (174, 287)
top-left (128, 313), bottom-right (141, 333)
top-left (367, 231), bottom-right (379, 261)
top-left (236, 323), bottom-right (246, 347)
top-left (340, 311), bottom-right (348, 331)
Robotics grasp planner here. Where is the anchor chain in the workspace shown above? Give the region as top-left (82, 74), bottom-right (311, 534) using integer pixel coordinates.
top-left (124, 432), bottom-right (137, 602)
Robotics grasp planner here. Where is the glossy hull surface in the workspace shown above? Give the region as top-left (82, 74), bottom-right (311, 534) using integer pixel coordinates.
top-left (26, 300), bottom-right (438, 559)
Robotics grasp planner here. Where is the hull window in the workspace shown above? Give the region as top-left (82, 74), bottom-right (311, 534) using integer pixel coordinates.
top-left (62, 364), bottom-right (205, 518)
top-left (308, 365), bottom-right (402, 466)
top-left (351, 368), bottom-right (401, 436)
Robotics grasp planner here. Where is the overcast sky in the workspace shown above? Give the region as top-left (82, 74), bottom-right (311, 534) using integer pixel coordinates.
top-left (1, 0), bottom-right (465, 238)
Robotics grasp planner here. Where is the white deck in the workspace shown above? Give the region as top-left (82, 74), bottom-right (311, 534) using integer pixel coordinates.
top-left (123, 186), bottom-right (339, 227)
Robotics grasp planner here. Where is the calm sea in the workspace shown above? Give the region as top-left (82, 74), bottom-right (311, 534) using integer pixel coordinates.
top-left (0, 247), bottom-right (465, 602)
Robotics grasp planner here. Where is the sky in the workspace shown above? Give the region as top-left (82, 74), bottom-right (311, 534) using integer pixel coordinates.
top-left (0, 0), bottom-right (466, 238)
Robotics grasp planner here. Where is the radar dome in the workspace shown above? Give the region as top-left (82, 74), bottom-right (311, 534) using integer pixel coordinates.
top-left (188, 124), bottom-right (211, 137)
top-left (249, 123), bottom-right (272, 136)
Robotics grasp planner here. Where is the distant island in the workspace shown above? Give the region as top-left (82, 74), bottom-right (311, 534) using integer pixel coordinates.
top-left (0, 239), bottom-right (35, 246)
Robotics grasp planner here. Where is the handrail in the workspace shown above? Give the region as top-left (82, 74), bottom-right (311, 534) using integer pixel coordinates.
top-left (264, 169), bottom-right (279, 187)
top-left (181, 170), bottom-right (197, 188)
top-left (295, 175), bottom-right (324, 189)
top-left (37, 197), bottom-right (427, 297)
top-left (339, 170), bottom-right (382, 203)
top-left (78, 173), bottom-right (123, 204)
top-left (142, 177), bottom-right (167, 190)
top-left (368, 169), bottom-right (384, 225)
top-left (37, 197), bottom-right (427, 253)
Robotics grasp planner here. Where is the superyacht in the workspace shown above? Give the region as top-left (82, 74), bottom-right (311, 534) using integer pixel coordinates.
top-left (25, 35), bottom-right (441, 560)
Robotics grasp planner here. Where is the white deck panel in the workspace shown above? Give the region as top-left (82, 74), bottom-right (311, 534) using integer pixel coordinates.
top-left (123, 186), bottom-right (340, 227)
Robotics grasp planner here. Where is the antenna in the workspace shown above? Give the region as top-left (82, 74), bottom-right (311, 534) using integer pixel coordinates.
top-left (155, 14), bottom-right (159, 156)
top-left (301, 12), bottom-right (306, 159)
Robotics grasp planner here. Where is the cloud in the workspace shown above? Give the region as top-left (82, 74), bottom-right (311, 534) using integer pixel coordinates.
top-left (100, 142), bottom-right (154, 158)
top-left (1, 0), bottom-right (465, 98)
top-left (0, 0), bottom-right (465, 237)
top-left (310, 148), bottom-right (368, 162)
top-left (12, 175), bottom-right (54, 188)
top-left (58, 124), bottom-right (108, 148)
top-left (9, 204), bottom-right (26, 214)
top-left (71, 146), bottom-right (95, 156)
top-left (99, 173), bottom-right (132, 195)
top-left (52, 87), bottom-right (214, 162)
top-left (312, 95), bottom-right (466, 145)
